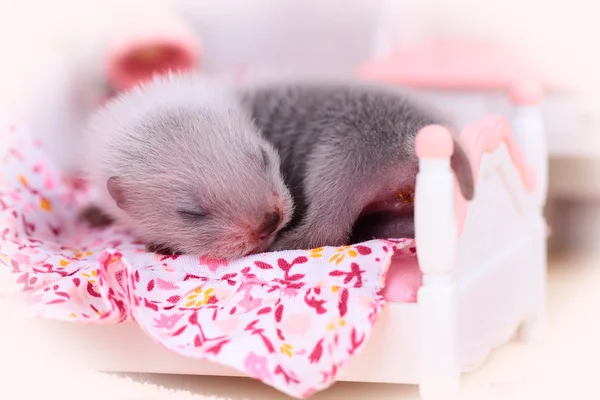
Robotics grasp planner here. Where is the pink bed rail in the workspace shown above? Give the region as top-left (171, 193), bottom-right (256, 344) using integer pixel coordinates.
top-left (416, 114), bottom-right (537, 237)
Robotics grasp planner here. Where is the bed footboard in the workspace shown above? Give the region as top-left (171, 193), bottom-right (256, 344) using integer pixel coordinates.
top-left (414, 82), bottom-right (547, 400)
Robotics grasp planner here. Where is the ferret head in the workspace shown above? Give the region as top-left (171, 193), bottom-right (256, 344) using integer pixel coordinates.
top-left (89, 74), bottom-right (294, 259)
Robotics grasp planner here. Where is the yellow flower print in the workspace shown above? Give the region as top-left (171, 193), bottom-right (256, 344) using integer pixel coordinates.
top-left (328, 246), bottom-right (358, 265)
top-left (60, 248), bottom-right (93, 260)
top-left (185, 287), bottom-right (215, 308)
top-left (81, 269), bottom-right (98, 284)
top-left (327, 318), bottom-right (347, 331)
top-left (309, 247), bottom-right (324, 258)
top-left (18, 174), bottom-right (28, 187)
top-left (73, 251), bottom-right (93, 259)
top-left (0, 253), bottom-right (10, 265)
top-left (39, 197), bottom-right (52, 211)
top-left (280, 343), bottom-right (293, 357)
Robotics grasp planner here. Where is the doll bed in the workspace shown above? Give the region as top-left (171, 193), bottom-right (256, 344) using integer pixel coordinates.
top-left (0, 82), bottom-right (547, 400)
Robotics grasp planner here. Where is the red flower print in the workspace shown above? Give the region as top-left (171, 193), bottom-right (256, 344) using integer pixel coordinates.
top-left (309, 339), bottom-right (324, 364)
top-left (15, 273), bottom-right (32, 291)
top-left (48, 223), bottom-right (61, 237)
top-left (171, 325), bottom-right (187, 336)
top-left (153, 313), bottom-right (184, 329)
top-left (303, 289), bottom-right (327, 315)
top-left (156, 278), bottom-right (180, 290)
top-left (274, 304), bottom-right (283, 322)
top-left (218, 273), bottom-right (237, 286)
top-left (329, 262), bottom-right (365, 288)
top-left (188, 313), bottom-right (229, 351)
top-left (183, 274), bottom-right (205, 281)
top-left (199, 256), bottom-right (228, 272)
top-left (245, 319), bottom-right (276, 354)
top-left (320, 363), bottom-right (339, 385)
top-left (257, 306), bottom-right (272, 315)
top-left (166, 295), bottom-right (180, 303)
top-left (354, 245), bottom-right (372, 255)
top-left (45, 299), bottom-right (66, 305)
top-left (254, 261), bottom-right (273, 269)
top-left (20, 214), bottom-right (35, 236)
top-left (274, 365), bottom-right (300, 385)
top-left (273, 256), bottom-right (307, 290)
top-left (205, 339), bottom-right (230, 355)
top-left (240, 266), bottom-right (257, 280)
top-left (143, 297), bottom-right (159, 311)
top-left (86, 281), bottom-right (102, 298)
top-left (338, 288), bottom-right (349, 318)
top-left (276, 328), bottom-right (285, 341)
top-left (347, 327), bottom-right (365, 356)
top-left (10, 259), bottom-right (20, 273)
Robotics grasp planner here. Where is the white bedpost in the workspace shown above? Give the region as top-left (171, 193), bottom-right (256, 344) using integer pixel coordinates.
top-left (414, 126), bottom-right (460, 400)
top-left (509, 81), bottom-right (548, 207)
top-left (509, 81), bottom-right (548, 341)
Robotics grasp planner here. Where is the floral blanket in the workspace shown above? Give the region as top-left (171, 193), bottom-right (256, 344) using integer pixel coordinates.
top-left (0, 124), bottom-right (417, 398)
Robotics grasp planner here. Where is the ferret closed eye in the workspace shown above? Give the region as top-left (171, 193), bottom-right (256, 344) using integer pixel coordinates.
top-left (80, 72), bottom-right (294, 259)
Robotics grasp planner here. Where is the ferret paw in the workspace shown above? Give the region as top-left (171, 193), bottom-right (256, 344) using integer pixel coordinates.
top-left (78, 205), bottom-right (114, 228)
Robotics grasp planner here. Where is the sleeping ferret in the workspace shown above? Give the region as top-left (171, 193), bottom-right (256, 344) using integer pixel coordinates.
top-left (239, 80), bottom-right (474, 251)
top-left (81, 72), bottom-right (294, 259)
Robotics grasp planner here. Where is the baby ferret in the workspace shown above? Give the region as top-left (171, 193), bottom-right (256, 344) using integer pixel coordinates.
top-left (239, 80), bottom-right (474, 251)
top-left (82, 73), bottom-right (293, 259)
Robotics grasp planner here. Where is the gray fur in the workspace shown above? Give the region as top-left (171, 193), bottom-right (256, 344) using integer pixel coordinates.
top-left (239, 80), bottom-right (474, 250)
top-left (82, 72), bottom-right (294, 259)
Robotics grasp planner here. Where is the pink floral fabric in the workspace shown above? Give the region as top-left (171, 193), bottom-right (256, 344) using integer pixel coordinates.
top-left (0, 124), bottom-right (418, 399)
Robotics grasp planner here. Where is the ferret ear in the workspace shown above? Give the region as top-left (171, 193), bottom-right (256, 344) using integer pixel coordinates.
top-left (106, 176), bottom-right (128, 210)
top-left (450, 139), bottom-right (475, 200)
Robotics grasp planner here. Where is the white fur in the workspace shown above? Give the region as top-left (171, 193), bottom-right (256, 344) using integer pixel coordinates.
top-left (82, 72), bottom-right (293, 258)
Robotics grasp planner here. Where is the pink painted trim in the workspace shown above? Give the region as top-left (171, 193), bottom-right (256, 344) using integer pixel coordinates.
top-left (509, 81), bottom-right (544, 106)
top-left (453, 114), bottom-right (537, 236)
top-left (415, 125), bottom-right (454, 158)
top-left (358, 38), bottom-right (568, 91)
top-left (106, 34), bottom-right (200, 92)
top-left (415, 114), bottom-right (536, 237)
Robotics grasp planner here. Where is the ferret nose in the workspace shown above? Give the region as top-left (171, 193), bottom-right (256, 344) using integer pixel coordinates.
top-left (255, 212), bottom-right (281, 240)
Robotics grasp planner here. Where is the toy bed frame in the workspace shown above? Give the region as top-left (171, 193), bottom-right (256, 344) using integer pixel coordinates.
top-left (11, 79), bottom-right (547, 400)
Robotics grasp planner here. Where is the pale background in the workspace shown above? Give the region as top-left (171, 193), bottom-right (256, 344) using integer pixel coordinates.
top-left (0, 1), bottom-right (599, 399)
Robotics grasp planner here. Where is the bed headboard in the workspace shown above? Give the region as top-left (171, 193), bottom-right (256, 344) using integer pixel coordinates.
top-left (415, 82), bottom-right (544, 237)
top-left (413, 81), bottom-right (547, 276)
